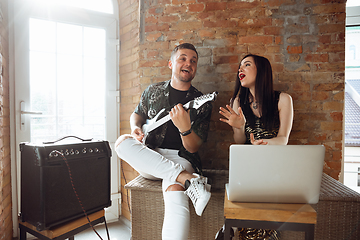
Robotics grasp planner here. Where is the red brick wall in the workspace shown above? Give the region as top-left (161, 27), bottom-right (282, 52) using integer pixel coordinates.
top-left (118, 0), bottom-right (346, 220)
top-left (118, 0), bottom-right (141, 221)
top-left (0, 0), bottom-right (12, 239)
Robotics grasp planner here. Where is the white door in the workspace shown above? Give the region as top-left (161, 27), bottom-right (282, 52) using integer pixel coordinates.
top-left (10, 0), bottom-right (120, 235)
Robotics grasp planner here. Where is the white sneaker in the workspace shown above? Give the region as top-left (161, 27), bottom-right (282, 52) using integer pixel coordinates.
top-left (194, 174), bottom-right (211, 192)
top-left (184, 175), bottom-right (211, 216)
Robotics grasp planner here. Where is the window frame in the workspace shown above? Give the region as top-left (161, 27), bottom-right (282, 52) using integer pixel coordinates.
top-left (343, 3), bottom-right (360, 191)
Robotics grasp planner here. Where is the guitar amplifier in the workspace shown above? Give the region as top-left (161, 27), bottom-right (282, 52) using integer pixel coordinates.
top-left (20, 138), bottom-right (112, 231)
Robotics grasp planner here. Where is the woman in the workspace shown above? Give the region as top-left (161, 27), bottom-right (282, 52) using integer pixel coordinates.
top-left (216, 54), bottom-right (293, 240)
top-left (220, 54), bottom-right (293, 145)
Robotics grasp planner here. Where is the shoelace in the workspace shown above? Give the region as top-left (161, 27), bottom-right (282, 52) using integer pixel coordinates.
top-left (186, 179), bottom-right (205, 205)
top-left (185, 175), bottom-right (207, 190)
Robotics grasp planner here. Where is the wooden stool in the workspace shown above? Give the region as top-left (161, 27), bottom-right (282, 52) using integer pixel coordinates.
top-left (19, 210), bottom-right (108, 240)
top-left (224, 192), bottom-right (317, 240)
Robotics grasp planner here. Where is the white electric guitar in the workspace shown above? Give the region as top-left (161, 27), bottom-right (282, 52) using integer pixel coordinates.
top-left (142, 91), bottom-right (218, 143)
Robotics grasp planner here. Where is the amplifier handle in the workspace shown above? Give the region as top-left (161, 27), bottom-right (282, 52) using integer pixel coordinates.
top-left (43, 136), bottom-right (93, 144)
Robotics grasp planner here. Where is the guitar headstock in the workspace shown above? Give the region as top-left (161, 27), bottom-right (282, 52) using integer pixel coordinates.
top-left (186, 91), bottom-right (218, 109)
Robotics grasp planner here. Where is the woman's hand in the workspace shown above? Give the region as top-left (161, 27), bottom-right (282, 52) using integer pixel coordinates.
top-left (250, 133), bottom-right (268, 145)
top-left (219, 105), bottom-right (246, 129)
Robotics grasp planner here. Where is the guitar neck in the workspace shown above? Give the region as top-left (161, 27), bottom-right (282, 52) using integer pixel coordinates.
top-left (143, 92), bottom-right (217, 135)
top-left (156, 114), bottom-right (171, 126)
top-left (145, 114), bottom-right (171, 134)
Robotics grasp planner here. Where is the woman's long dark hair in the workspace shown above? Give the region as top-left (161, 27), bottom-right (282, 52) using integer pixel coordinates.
top-left (230, 54), bottom-right (277, 129)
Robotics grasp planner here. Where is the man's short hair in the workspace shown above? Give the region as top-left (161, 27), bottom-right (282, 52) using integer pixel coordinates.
top-left (171, 43), bottom-right (198, 60)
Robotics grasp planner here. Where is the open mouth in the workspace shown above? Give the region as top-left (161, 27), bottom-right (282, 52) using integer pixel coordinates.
top-left (181, 69), bottom-right (191, 74)
top-left (239, 73), bottom-right (245, 80)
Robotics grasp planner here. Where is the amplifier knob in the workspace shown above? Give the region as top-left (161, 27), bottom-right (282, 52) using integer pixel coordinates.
top-left (89, 148), bottom-right (93, 153)
top-left (94, 148), bottom-right (99, 153)
top-left (65, 150), bottom-right (69, 156)
top-left (49, 152), bottom-right (58, 158)
top-left (75, 150), bottom-right (80, 154)
top-left (82, 148), bottom-right (87, 154)
top-left (70, 149), bottom-right (75, 155)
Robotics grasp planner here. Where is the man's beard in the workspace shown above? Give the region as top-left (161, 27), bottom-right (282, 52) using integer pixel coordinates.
top-left (180, 76), bottom-right (193, 83)
top-left (177, 72), bottom-right (194, 83)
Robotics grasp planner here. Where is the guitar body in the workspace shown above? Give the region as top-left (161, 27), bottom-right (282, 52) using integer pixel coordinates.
top-left (142, 109), bottom-right (168, 145)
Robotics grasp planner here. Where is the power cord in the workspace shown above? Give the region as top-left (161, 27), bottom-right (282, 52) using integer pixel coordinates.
top-left (121, 160), bottom-right (132, 215)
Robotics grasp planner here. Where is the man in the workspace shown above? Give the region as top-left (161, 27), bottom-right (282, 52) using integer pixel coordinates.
top-left (115, 43), bottom-right (213, 240)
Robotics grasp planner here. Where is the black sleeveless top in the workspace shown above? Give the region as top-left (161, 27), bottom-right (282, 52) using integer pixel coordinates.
top-left (244, 91), bottom-right (281, 144)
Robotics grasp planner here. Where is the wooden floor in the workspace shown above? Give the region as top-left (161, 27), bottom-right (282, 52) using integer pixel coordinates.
top-left (22, 218), bottom-right (131, 240)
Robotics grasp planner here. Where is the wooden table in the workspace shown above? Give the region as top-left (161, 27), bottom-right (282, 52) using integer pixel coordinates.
top-left (19, 210), bottom-right (108, 240)
top-left (224, 192), bottom-right (317, 240)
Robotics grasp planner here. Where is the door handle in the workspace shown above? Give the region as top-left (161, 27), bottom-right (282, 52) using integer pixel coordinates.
top-left (21, 110), bottom-right (42, 115)
top-left (20, 101), bottom-right (42, 130)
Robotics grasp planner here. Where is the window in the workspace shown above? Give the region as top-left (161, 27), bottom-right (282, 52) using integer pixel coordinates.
top-left (29, 19), bottom-right (107, 142)
top-left (350, 45), bottom-right (356, 60)
top-left (344, 2), bottom-right (360, 193)
top-left (347, 0), bottom-right (360, 7)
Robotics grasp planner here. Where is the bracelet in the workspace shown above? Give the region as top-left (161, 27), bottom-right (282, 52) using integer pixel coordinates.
top-left (180, 128), bottom-right (192, 136)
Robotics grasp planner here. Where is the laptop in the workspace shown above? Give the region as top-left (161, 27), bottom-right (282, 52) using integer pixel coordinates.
top-left (226, 145), bottom-right (325, 204)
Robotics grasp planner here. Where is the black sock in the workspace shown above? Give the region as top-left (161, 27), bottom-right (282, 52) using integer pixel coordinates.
top-left (185, 179), bottom-right (191, 190)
